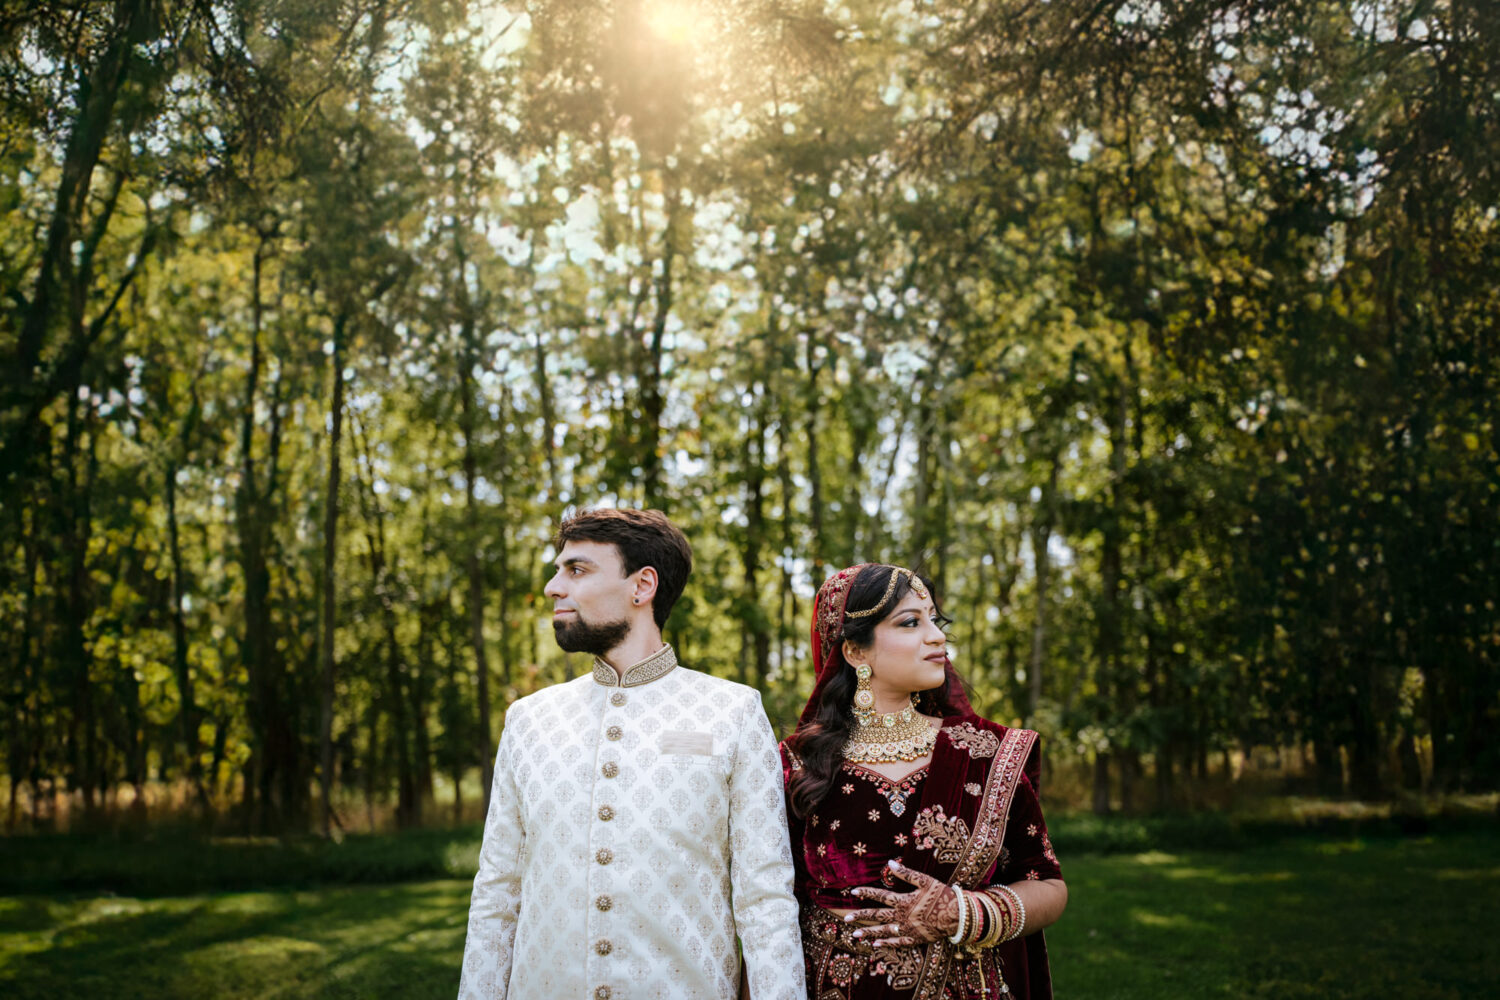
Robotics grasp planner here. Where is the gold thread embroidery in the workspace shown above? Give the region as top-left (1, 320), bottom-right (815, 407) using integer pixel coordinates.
top-left (912, 804), bottom-right (969, 863)
top-left (945, 722), bottom-right (1000, 758)
top-left (591, 644), bottom-right (678, 688)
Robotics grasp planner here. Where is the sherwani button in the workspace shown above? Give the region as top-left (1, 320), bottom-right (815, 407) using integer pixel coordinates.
top-left (606, 725), bottom-right (623, 741)
top-left (596, 894), bottom-right (613, 911)
top-left (595, 938), bottom-right (613, 956)
top-left (595, 848), bottom-right (613, 865)
top-left (594, 987), bottom-right (612, 1000)
top-left (598, 805), bottom-right (614, 821)
top-left (601, 761), bottom-right (619, 778)
top-left (610, 692), bottom-right (627, 707)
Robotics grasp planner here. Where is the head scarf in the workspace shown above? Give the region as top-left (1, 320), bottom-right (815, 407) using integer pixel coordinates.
top-left (798, 563), bottom-right (974, 727)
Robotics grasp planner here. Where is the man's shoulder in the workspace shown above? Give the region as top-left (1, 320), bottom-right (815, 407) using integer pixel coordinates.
top-left (504, 674), bottom-right (593, 721)
top-left (673, 666), bottom-right (763, 703)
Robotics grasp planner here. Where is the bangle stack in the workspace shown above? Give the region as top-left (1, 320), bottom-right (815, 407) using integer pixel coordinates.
top-left (950, 884), bottom-right (1019, 953)
top-left (988, 884), bottom-right (1028, 942)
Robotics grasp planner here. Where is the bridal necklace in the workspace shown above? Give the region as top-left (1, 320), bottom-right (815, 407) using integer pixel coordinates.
top-left (843, 663), bottom-right (938, 763)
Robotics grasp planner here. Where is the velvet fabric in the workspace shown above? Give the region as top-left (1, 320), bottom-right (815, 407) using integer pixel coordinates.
top-left (781, 715), bottom-right (1061, 1000)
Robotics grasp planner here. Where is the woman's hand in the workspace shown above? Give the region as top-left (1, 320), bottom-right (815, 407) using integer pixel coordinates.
top-left (841, 860), bottom-right (958, 948)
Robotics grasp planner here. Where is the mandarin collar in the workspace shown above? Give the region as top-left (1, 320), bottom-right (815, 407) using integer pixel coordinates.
top-left (591, 643), bottom-right (679, 689)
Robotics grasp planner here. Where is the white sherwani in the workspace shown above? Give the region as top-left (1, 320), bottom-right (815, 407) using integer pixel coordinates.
top-left (458, 645), bottom-right (805, 1000)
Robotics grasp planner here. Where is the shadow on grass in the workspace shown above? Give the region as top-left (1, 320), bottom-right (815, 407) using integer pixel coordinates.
top-left (0, 881), bottom-right (471, 1000)
top-left (0, 827), bottom-right (485, 897)
top-left (1048, 831), bottom-right (1500, 1000)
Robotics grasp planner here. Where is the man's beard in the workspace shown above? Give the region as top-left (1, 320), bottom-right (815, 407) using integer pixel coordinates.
top-left (553, 613), bottom-right (631, 656)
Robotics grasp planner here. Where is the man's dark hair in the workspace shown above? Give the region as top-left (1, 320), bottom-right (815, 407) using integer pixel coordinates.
top-left (553, 508), bottom-right (693, 628)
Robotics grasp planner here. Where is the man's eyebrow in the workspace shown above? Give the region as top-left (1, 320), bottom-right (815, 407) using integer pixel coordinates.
top-left (555, 555), bottom-right (598, 569)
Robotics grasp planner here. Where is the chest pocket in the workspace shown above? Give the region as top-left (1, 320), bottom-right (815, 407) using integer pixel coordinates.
top-left (659, 730), bottom-right (719, 767)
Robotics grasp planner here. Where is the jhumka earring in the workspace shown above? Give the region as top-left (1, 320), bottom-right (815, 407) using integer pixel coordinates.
top-left (853, 663), bottom-right (876, 716)
top-left (845, 661), bottom-right (937, 763)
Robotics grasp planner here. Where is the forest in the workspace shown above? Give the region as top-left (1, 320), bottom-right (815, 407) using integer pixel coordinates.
top-left (2, 0), bottom-right (1497, 837)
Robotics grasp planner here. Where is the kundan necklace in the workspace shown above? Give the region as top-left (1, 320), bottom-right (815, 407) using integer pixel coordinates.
top-left (844, 693), bottom-right (939, 763)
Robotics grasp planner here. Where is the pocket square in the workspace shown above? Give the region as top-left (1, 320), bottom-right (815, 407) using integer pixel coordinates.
top-left (659, 731), bottom-right (714, 755)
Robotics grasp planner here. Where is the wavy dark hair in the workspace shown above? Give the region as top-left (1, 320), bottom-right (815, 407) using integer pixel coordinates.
top-left (785, 565), bottom-right (963, 820)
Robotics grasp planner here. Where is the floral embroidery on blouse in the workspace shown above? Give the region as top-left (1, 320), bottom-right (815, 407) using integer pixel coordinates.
top-left (853, 842), bottom-right (868, 856)
top-left (844, 761), bottom-right (928, 818)
top-left (842, 783), bottom-right (855, 794)
top-left (911, 804), bottom-right (970, 863)
top-left (830, 819), bottom-right (841, 831)
top-left (1026, 869), bottom-right (1040, 880)
top-left (965, 782), bottom-right (982, 796)
top-left (1028, 823), bottom-right (1038, 837)
top-left (868, 809), bottom-right (881, 821)
top-left (893, 833), bottom-right (908, 846)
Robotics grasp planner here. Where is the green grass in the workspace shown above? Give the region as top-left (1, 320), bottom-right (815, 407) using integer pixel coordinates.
top-left (1048, 832), bottom-right (1499, 999)
top-left (0, 827), bottom-right (484, 896)
top-left (1, 831), bottom-right (1496, 998)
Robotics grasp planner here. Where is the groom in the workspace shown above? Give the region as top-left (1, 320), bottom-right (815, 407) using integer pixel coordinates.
top-left (458, 507), bottom-right (804, 1000)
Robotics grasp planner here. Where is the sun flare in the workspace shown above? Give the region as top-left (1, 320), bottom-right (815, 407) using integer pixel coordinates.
top-left (644, 0), bottom-right (702, 47)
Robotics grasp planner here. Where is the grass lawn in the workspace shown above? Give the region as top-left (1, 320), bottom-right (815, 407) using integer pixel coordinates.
top-left (2, 831), bottom-right (1495, 999)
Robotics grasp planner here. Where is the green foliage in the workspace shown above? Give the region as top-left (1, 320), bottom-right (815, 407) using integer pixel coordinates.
top-left (3, 0), bottom-right (1499, 832)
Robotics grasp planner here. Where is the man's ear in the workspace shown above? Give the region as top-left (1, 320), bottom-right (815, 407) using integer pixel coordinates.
top-left (632, 566), bottom-right (659, 607)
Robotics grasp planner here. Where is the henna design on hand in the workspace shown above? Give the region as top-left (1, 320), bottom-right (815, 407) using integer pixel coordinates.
top-left (844, 860), bottom-right (960, 948)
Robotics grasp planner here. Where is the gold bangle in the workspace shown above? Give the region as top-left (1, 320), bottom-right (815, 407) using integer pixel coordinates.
top-left (975, 890), bottom-right (1005, 950)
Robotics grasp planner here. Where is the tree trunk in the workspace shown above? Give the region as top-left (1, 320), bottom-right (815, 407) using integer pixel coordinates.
top-left (236, 244), bottom-right (297, 832)
top-left (460, 355), bottom-right (493, 811)
top-left (165, 461), bottom-right (206, 807)
top-left (2, 0), bottom-right (156, 467)
top-left (804, 336), bottom-right (827, 582)
top-left (318, 313), bottom-right (348, 838)
top-left (1028, 447), bottom-right (1061, 722)
top-left (741, 396), bottom-right (770, 688)
top-left (639, 177), bottom-right (678, 511)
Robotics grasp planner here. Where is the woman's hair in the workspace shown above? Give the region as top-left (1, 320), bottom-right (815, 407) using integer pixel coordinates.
top-left (785, 565), bottom-right (956, 819)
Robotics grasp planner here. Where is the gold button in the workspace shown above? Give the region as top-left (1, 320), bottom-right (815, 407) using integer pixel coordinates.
top-left (606, 725), bottom-right (623, 741)
top-left (596, 894), bottom-right (613, 911)
top-left (595, 938), bottom-right (613, 956)
top-left (601, 761), bottom-right (619, 778)
top-left (610, 692), bottom-right (626, 707)
top-left (598, 805), bottom-right (614, 821)
top-left (594, 987), bottom-right (612, 1000)
top-left (595, 847), bottom-right (613, 865)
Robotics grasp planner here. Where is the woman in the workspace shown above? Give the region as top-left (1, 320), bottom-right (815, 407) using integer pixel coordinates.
top-left (781, 564), bottom-right (1067, 999)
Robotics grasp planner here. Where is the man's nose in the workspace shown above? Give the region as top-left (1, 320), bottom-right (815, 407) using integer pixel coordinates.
top-left (544, 573), bottom-right (565, 599)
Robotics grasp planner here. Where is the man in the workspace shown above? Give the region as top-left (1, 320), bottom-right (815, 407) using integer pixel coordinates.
top-left (458, 508), bottom-right (804, 1000)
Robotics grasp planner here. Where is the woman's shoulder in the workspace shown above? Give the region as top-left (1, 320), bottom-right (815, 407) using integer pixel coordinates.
top-left (938, 714), bottom-right (1042, 752)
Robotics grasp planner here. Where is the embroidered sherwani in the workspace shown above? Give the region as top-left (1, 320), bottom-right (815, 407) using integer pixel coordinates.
top-left (459, 645), bottom-right (805, 1000)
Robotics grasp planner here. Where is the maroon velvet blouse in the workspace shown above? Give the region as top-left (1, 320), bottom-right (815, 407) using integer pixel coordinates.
top-left (781, 716), bottom-right (1061, 1000)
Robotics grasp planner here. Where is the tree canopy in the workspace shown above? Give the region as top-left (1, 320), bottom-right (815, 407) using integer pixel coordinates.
top-left (3, 0), bottom-right (1497, 832)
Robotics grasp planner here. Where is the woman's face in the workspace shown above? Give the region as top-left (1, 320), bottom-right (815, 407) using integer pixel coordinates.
top-left (846, 594), bottom-right (950, 705)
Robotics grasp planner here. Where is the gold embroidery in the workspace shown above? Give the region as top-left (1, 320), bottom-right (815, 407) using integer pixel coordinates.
top-left (590, 644), bottom-right (678, 688)
top-left (871, 940), bottom-right (924, 989)
top-left (912, 804), bottom-right (969, 863)
top-left (945, 722), bottom-right (1000, 758)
